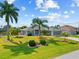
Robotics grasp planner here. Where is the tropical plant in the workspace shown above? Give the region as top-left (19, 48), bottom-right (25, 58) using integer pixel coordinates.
top-left (31, 23), bottom-right (36, 36)
top-left (54, 25), bottom-right (61, 29)
top-left (29, 40), bottom-right (36, 47)
top-left (0, 1), bottom-right (19, 40)
top-left (32, 17), bottom-right (48, 36)
top-left (61, 32), bottom-right (70, 37)
top-left (41, 30), bottom-right (50, 36)
top-left (40, 39), bottom-right (47, 45)
top-left (10, 27), bottom-right (21, 35)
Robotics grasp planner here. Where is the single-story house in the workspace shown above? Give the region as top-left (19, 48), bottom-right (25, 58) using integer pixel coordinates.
top-left (19, 26), bottom-right (61, 36)
top-left (20, 26), bottom-right (39, 36)
top-left (19, 25), bottom-right (77, 36)
top-left (49, 27), bottom-right (61, 35)
top-left (60, 25), bottom-right (77, 35)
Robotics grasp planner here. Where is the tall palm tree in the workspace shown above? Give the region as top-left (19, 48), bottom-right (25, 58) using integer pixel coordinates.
top-left (32, 17), bottom-right (48, 36)
top-left (0, 1), bottom-right (19, 40)
top-left (54, 25), bottom-right (60, 29)
top-left (31, 23), bottom-right (36, 36)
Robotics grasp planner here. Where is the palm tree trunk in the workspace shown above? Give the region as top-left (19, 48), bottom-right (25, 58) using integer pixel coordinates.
top-left (31, 26), bottom-right (34, 36)
top-left (39, 25), bottom-right (41, 36)
top-left (7, 21), bottom-right (10, 40)
top-left (48, 27), bottom-right (50, 36)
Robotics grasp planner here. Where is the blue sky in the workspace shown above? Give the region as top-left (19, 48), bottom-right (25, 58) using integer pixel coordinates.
top-left (0, 0), bottom-right (79, 27)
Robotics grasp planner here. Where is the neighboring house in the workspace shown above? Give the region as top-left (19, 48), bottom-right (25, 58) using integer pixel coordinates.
top-left (61, 25), bottom-right (77, 35)
top-left (76, 27), bottom-right (79, 34)
top-left (49, 27), bottom-right (61, 36)
top-left (20, 25), bottom-right (77, 36)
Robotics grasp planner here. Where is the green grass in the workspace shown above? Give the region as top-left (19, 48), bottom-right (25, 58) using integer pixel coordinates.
top-left (0, 36), bottom-right (79, 59)
top-left (71, 35), bottom-right (79, 38)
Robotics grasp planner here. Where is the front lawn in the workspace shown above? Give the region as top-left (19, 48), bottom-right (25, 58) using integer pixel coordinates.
top-left (0, 36), bottom-right (79, 59)
top-left (71, 35), bottom-right (79, 38)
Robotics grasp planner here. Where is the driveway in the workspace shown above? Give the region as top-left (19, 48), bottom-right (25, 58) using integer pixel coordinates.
top-left (60, 37), bottom-right (79, 41)
top-left (54, 50), bottom-right (79, 59)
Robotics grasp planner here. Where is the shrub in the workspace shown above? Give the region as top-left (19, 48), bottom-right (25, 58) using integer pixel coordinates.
top-left (61, 32), bottom-right (70, 37)
top-left (41, 30), bottom-right (50, 36)
top-left (29, 40), bottom-right (36, 47)
top-left (40, 39), bottom-right (46, 45)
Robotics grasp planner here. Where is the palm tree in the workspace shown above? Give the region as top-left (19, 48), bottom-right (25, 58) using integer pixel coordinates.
top-left (54, 25), bottom-right (60, 29)
top-left (32, 17), bottom-right (48, 36)
top-left (0, 1), bottom-right (19, 40)
top-left (31, 23), bottom-right (36, 36)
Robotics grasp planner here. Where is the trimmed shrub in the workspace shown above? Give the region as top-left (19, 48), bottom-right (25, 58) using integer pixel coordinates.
top-left (40, 39), bottom-right (46, 45)
top-left (61, 32), bottom-right (70, 37)
top-left (29, 40), bottom-right (36, 47)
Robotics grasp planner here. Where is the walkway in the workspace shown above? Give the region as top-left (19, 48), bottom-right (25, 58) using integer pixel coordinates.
top-left (54, 50), bottom-right (79, 59)
top-left (60, 37), bottom-right (79, 41)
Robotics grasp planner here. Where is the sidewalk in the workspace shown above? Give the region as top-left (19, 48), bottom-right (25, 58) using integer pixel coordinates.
top-left (60, 37), bottom-right (79, 41)
top-left (54, 50), bottom-right (79, 59)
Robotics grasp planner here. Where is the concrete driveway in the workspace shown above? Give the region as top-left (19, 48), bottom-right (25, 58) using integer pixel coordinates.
top-left (60, 37), bottom-right (79, 41)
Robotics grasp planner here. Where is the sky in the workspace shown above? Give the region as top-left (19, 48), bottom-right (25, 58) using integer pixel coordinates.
top-left (0, 0), bottom-right (79, 27)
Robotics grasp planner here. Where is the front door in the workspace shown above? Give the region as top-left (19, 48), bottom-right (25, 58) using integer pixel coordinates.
top-left (34, 30), bottom-right (39, 36)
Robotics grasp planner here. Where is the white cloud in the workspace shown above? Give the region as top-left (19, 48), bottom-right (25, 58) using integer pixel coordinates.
top-left (63, 10), bottom-right (75, 14)
top-left (64, 15), bottom-right (70, 19)
top-left (73, 0), bottom-right (79, 7)
top-left (36, 0), bottom-right (43, 8)
top-left (35, 0), bottom-right (60, 11)
top-left (40, 10), bottom-right (48, 12)
top-left (31, 14), bottom-right (35, 17)
top-left (6, 0), bottom-right (15, 4)
top-left (71, 3), bottom-right (76, 7)
top-left (40, 13), bottom-right (61, 21)
top-left (25, 14), bottom-right (28, 17)
top-left (70, 10), bottom-right (75, 14)
top-left (21, 7), bottom-right (26, 11)
top-left (64, 11), bottom-right (68, 14)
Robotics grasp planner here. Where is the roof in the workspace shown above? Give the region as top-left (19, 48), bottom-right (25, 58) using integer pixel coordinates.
top-left (20, 27), bottom-right (33, 31)
top-left (20, 26), bottom-right (48, 31)
top-left (49, 27), bottom-right (61, 31)
top-left (61, 25), bottom-right (76, 31)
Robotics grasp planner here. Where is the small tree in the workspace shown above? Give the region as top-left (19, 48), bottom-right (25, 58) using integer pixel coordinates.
top-left (61, 32), bottom-right (70, 37)
top-left (41, 30), bottom-right (50, 36)
top-left (10, 27), bottom-right (21, 35)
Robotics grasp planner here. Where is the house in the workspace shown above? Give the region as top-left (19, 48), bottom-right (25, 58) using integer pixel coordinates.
top-left (20, 27), bottom-right (33, 36)
top-left (76, 27), bottom-right (79, 34)
top-left (49, 27), bottom-right (61, 35)
top-left (20, 25), bottom-right (77, 36)
top-left (61, 25), bottom-right (77, 35)
top-left (20, 26), bottom-right (61, 36)
top-left (20, 26), bottom-right (47, 36)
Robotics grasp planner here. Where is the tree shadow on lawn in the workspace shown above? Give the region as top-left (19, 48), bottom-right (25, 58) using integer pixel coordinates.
top-left (3, 42), bottom-right (37, 56)
top-left (47, 38), bottom-right (60, 46)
